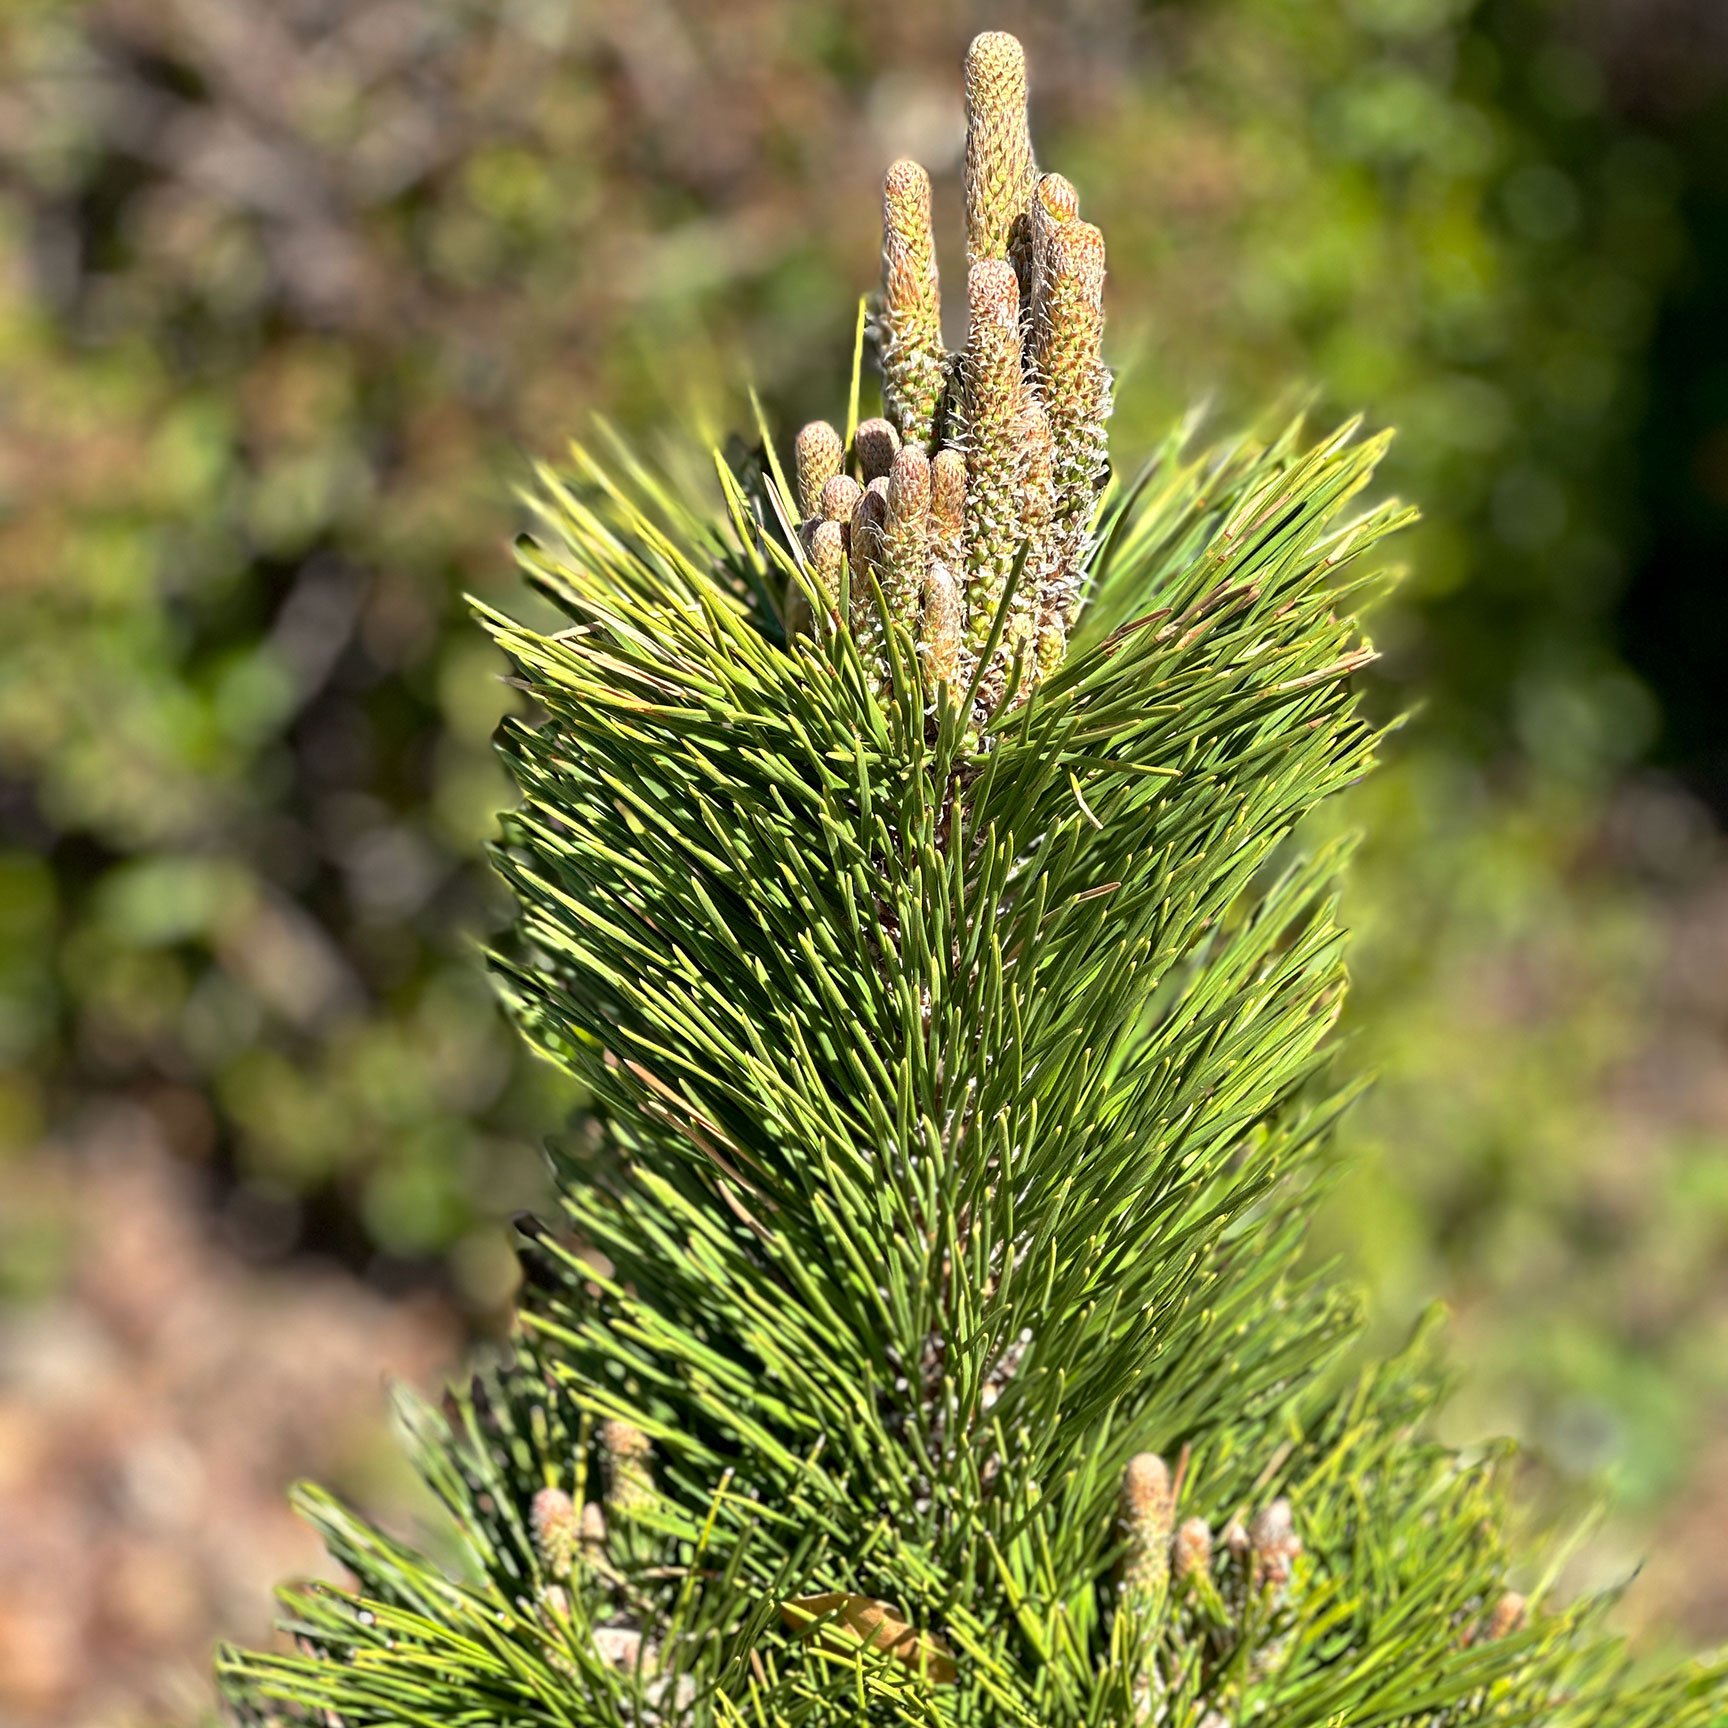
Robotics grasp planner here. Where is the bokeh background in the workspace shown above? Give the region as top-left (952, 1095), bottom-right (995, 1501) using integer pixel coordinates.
top-left (4, 0), bottom-right (1728, 1719)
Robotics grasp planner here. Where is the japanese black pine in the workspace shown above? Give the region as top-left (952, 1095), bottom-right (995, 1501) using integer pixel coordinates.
top-left (221, 33), bottom-right (1725, 1728)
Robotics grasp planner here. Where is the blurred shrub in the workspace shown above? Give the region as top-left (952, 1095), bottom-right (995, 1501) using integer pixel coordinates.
top-left (1083, 0), bottom-right (1691, 777)
top-left (0, 0), bottom-right (896, 1301)
top-left (1324, 761), bottom-right (1728, 1541)
top-left (1, 0), bottom-right (1725, 1431)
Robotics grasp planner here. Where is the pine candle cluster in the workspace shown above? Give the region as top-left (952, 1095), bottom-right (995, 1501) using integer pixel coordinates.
top-left (787, 31), bottom-right (1110, 724)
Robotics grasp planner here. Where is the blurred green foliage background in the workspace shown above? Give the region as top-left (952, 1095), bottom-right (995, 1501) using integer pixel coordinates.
top-left (4, 0), bottom-right (1728, 1638)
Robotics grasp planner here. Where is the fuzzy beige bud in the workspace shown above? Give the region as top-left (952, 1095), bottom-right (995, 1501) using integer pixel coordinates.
top-left (1036, 172), bottom-right (1080, 224)
top-left (1013, 399), bottom-right (1056, 698)
top-left (960, 260), bottom-right (1027, 688)
top-left (880, 446), bottom-right (932, 637)
top-left (1120, 1452), bottom-right (1175, 1607)
top-left (806, 517), bottom-right (848, 616)
top-left (856, 417), bottom-right (901, 483)
top-left (879, 160), bottom-right (946, 448)
top-left (1249, 1497), bottom-right (1302, 1595)
top-left (848, 483), bottom-right (891, 670)
top-left (921, 559), bottom-right (963, 690)
top-left (1029, 173), bottom-right (1079, 329)
top-left (1222, 1516), bottom-right (1250, 1561)
top-left (819, 472), bottom-right (863, 524)
top-left (1486, 1591), bottom-right (1527, 1640)
top-left (794, 420), bottom-right (845, 519)
top-left (531, 1486), bottom-right (581, 1579)
top-left (1034, 218), bottom-right (1109, 672)
top-left (1035, 220), bottom-right (1107, 424)
top-left (963, 32), bottom-right (1037, 269)
top-left (600, 1418), bottom-right (654, 1518)
top-left (579, 1499), bottom-right (608, 1562)
top-left (1172, 1515), bottom-right (1213, 1585)
top-left (930, 447), bottom-right (966, 567)
top-left (1016, 169), bottom-right (1075, 310)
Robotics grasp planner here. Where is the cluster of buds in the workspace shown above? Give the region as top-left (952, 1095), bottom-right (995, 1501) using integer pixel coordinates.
top-left (529, 1484), bottom-right (599, 1581)
top-left (789, 31), bottom-right (1111, 730)
top-left (599, 1416), bottom-right (656, 1519)
top-left (1115, 1451), bottom-right (1313, 1722)
top-left (527, 1421), bottom-right (691, 1715)
top-left (1120, 1452), bottom-right (1177, 1616)
top-left (1115, 1451), bottom-right (1539, 1723)
top-left (528, 1418), bottom-right (657, 1586)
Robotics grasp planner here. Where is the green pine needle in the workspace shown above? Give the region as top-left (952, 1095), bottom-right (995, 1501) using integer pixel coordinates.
top-left (218, 405), bottom-right (1728, 1726)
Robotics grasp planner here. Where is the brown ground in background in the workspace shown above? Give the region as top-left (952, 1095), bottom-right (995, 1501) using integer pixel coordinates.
top-left (0, 1115), bottom-right (457, 1726)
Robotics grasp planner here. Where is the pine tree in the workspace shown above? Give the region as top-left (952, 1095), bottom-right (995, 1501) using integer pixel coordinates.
top-left (220, 33), bottom-right (1725, 1728)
